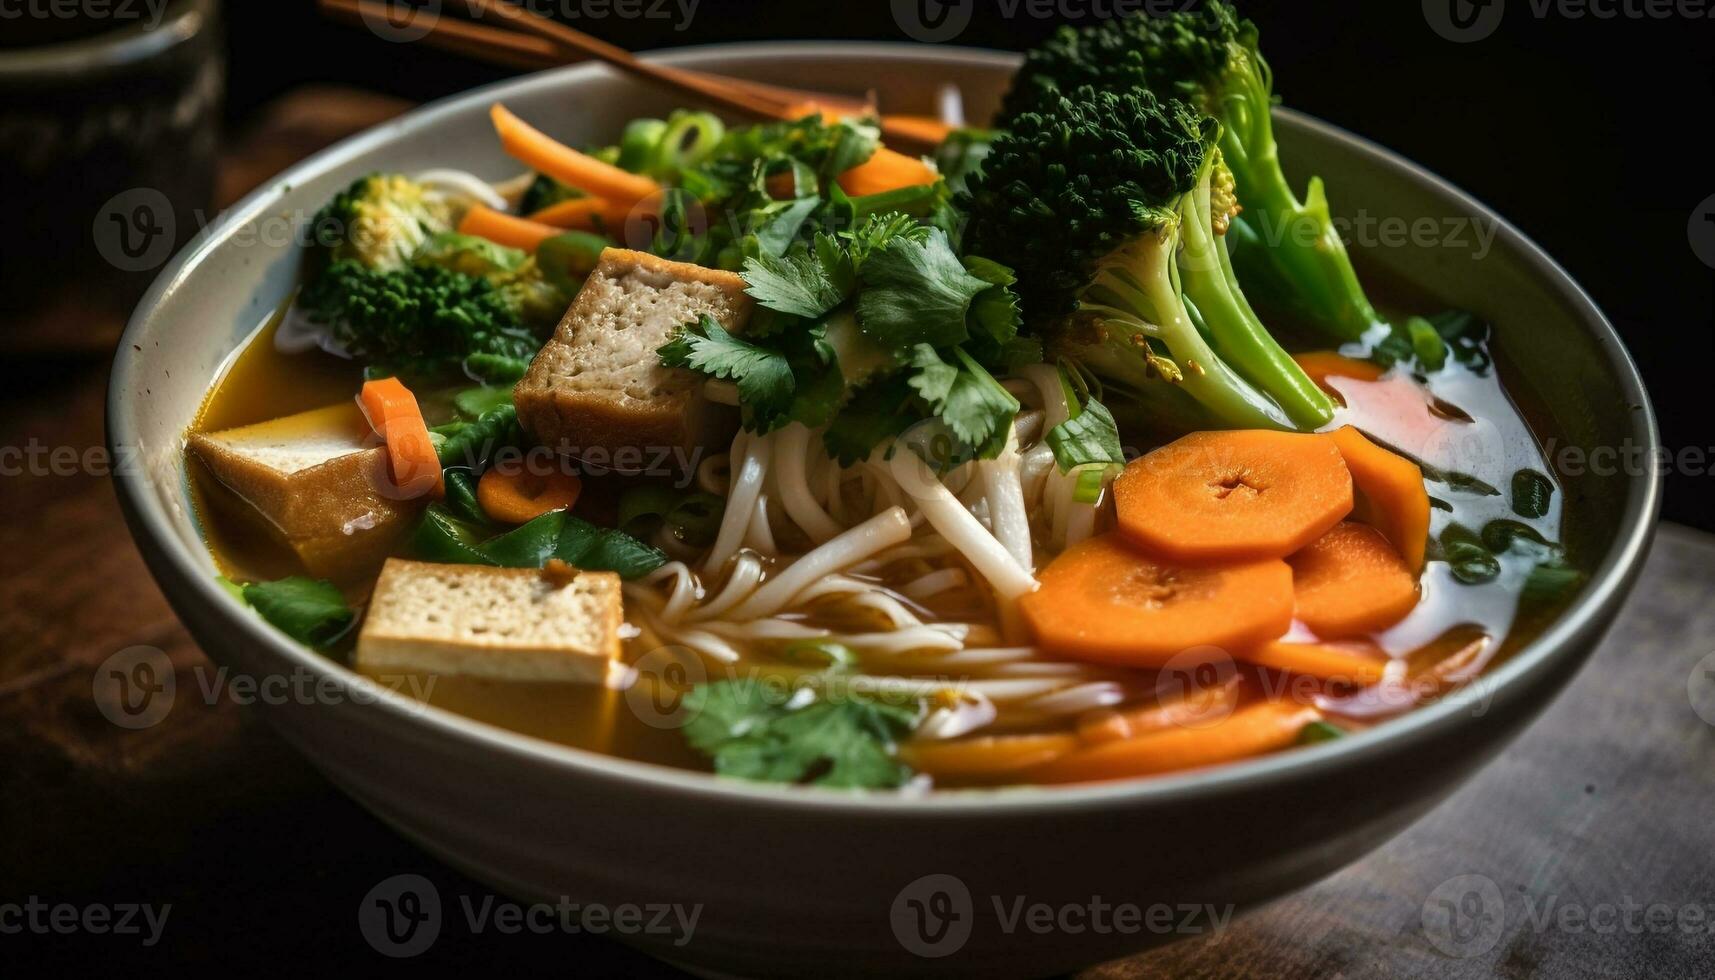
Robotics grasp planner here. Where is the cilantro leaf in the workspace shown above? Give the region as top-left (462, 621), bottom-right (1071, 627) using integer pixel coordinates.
top-left (659, 315), bottom-right (796, 428)
top-left (855, 228), bottom-right (991, 350)
top-left (962, 255), bottom-right (1023, 347)
top-left (681, 679), bottom-right (919, 789)
top-left (740, 233), bottom-right (854, 319)
top-left (824, 377), bottom-right (916, 465)
top-left (242, 578), bottom-right (354, 650)
top-left (843, 211), bottom-right (932, 269)
top-left (1046, 397), bottom-right (1126, 473)
top-left (907, 346), bottom-right (1020, 454)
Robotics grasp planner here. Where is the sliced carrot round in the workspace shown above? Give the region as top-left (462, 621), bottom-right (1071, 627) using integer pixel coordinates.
top-left (900, 733), bottom-right (1079, 780)
top-left (1242, 638), bottom-right (1391, 686)
top-left (1114, 430), bottom-right (1353, 562)
top-left (1290, 522), bottom-right (1419, 638)
top-left (1020, 536), bottom-right (1294, 668)
top-left (478, 466), bottom-right (583, 525)
top-left (1331, 425), bottom-right (1430, 570)
top-left (1027, 700), bottom-right (1322, 784)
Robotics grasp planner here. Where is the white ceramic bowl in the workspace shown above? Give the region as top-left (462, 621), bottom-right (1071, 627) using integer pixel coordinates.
top-left (111, 44), bottom-right (1659, 977)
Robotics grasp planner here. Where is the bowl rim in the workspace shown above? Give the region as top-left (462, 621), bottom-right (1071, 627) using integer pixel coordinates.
top-left (109, 41), bottom-right (1660, 816)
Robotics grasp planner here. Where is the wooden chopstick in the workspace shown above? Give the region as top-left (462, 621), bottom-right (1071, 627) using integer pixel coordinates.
top-left (319, 0), bottom-right (942, 153)
top-left (320, 0), bottom-right (564, 71)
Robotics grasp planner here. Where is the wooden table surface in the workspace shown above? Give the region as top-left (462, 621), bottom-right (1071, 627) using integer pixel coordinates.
top-left (4, 90), bottom-right (1712, 978)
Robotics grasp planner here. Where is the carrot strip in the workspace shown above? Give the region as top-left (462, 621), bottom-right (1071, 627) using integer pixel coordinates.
top-left (1289, 522), bottom-right (1420, 637)
top-left (1242, 638), bottom-right (1391, 686)
top-left (490, 103), bottom-right (662, 204)
top-left (1331, 425), bottom-right (1431, 570)
top-left (1077, 679), bottom-right (1241, 744)
top-left (357, 378), bottom-right (442, 500)
top-left (527, 195), bottom-right (637, 231)
top-left (901, 733), bottom-right (1080, 780)
top-left (1114, 430), bottom-right (1353, 563)
top-left (1294, 351), bottom-right (1384, 403)
top-left (883, 114), bottom-right (958, 146)
top-left (836, 147), bottom-right (938, 197)
top-left (457, 205), bottom-right (563, 251)
top-left (1020, 535), bottom-right (1294, 668)
top-left (1029, 700), bottom-right (1323, 784)
top-left (477, 466), bottom-right (582, 525)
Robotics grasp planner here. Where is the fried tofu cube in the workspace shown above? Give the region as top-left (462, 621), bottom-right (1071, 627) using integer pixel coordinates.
top-left (513, 248), bottom-right (753, 472)
top-left (354, 559), bottom-right (624, 685)
top-left (188, 403), bottom-right (424, 579)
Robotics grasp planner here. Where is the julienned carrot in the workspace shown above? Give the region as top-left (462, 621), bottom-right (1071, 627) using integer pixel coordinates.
top-left (477, 466), bottom-right (582, 525)
top-left (458, 205), bottom-right (563, 251)
top-left (1242, 638), bottom-right (1392, 686)
top-left (1289, 522), bottom-right (1420, 638)
top-left (1331, 425), bottom-right (1430, 570)
top-left (527, 195), bottom-right (639, 232)
top-left (1114, 430), bottom-right (1353, 562)
top-left (883, 114), bottom-right (958, 146)
top-left (1077, 680), bottom-right (1241, 744)
top-left (1028, 700), bottom-right (1322, 784)
top-left (836, 147), bottom-right (939, 197)
top-left (358, 378), bottom-right (442, 500)
top-left (1294, 351), bottom-right (1384, 402)
top-left (1019, 536), bottom-right (1294, 667)
top-left (490, 103), bottom-right (661, 204)
top-left (900, 733), bottom-right (1080, 780)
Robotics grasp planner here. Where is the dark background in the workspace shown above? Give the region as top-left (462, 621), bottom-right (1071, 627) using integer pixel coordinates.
top-left (210, 0), bottom-right (1714, 529)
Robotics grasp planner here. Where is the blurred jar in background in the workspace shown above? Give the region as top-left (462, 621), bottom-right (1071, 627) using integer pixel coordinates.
top-left (0, 0), bottom-right (223, 353)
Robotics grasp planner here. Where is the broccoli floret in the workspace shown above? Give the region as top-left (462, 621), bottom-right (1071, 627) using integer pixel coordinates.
top-left (409, 233), bottom-right (569, 331)
top-left (491, 256), bottom-right (571, 330)
top-left (963, 88), bottom-right (1334, 433)
top-left (310, 173), bottom-right (456, 272)
top-left (1001, 3), bottom-right (1388, 343)
top-left (299, 260), bottom-right (539, 379)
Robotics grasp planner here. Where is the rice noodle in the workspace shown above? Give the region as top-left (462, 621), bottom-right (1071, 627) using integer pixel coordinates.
top-left (723, 508), bottom-right (913, 621)
top-left (888, 447), bottom-right (1037, 601)
top-left (412, 168), bottom-right (509, 211)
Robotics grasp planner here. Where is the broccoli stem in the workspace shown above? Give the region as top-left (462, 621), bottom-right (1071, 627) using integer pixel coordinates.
top-left (1080, 232), bottom-right (1290, 432)
top-left (1176, 163), bottom-right (1335, 430)
top-left (1216, 56), bottom-right (1388, 343)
